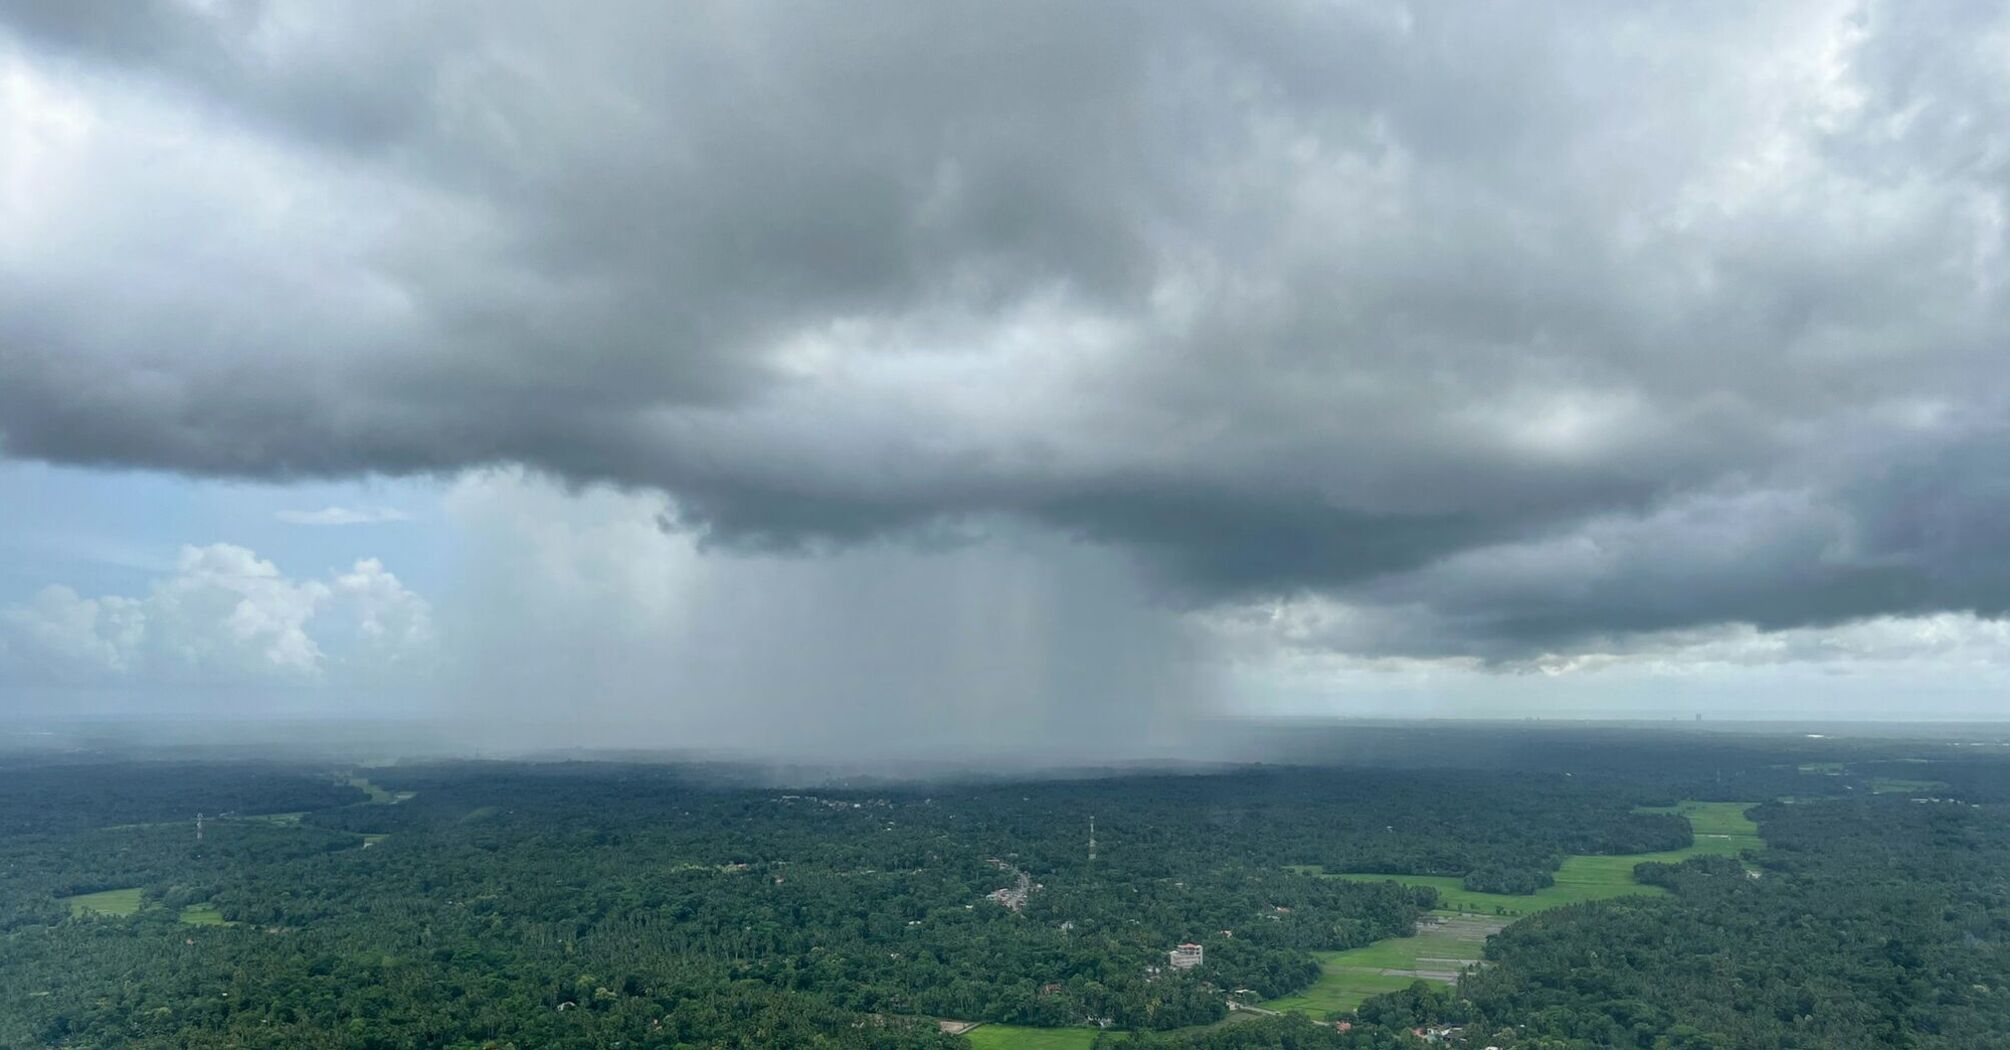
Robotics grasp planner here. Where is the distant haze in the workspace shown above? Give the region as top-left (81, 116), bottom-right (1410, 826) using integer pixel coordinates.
top-left (4, 2), bottom-right (2010, 750)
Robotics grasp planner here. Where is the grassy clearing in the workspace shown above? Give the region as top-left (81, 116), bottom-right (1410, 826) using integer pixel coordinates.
top-left (349, 777), bottom-right (395, 803)
top-left (964, 1024), bottom-right (1100, 1050)
top-left (1330, 868), bottom-right (1659, 917)
top-left (1328, 802), bottom-right (1760, 918)
top-left (1636, 801), bottom-right (1763, 849)
top-left (178, 903), bottom-right (229, 926)
top-left (1312, 921), bottom-right (1492, 971)
top-left (1263, 965), bottom-right (1419, 1016)
top-left (1275, 802), bottom-right (1762, 1017)
top-left (242, 811), bottom-right (306, 826)
top-left (348, 776), bottom-right (419, 804)
top-left (1261, 915), bottom-right (1498, 1017)
top-left (62, 888), bottom-right (145, 917)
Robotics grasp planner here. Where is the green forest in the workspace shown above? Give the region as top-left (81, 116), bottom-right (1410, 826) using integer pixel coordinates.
top-left (3, 726), bottom-right (2008, 1049)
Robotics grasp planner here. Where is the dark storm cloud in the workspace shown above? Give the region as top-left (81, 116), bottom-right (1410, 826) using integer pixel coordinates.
top-left (3, 0), bottom-right (2009, 659)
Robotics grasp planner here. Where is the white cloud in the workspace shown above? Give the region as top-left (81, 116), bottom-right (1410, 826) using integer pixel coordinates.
top-left (275, 505), bottom-right (412, 525)
top-left (1, 585), bottom-right (144, 675)
top-left (0, 542), bottom-right (431, 687)
top-left (332, 557), bottom-right (434, 655)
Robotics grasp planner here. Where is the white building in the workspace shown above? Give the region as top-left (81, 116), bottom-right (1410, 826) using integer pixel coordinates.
top-left (1169, 942), bottom-right (1204, 970)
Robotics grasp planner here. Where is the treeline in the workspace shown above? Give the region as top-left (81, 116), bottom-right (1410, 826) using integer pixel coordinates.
top-left (1459, 866), bottom-right (1555, 895)
top-left (0, 760), bottom-right (364, 835)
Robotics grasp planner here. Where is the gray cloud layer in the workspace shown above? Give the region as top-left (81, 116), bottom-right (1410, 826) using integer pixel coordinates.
top-left (4, 1), bottom-right (2009, 662)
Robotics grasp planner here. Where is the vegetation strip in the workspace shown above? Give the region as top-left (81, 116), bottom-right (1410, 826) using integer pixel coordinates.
top-left (1267, 802), bottom-right (1760, 1017)
top-left (59, 887), bottom-right (144, 917)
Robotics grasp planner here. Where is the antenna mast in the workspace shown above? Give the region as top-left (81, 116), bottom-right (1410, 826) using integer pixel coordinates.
top-left (196, 813), bottom-right (204, 842)
top-left (1087, 815), bottom-right (1096, 863)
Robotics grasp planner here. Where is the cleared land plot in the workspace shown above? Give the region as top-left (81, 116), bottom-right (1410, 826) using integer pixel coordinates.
top-left (1635, 801), bottom-right (1763, 851)
top-left (965, 1024), bottom-right (1100, 1050)
top-left (178, 903), bottom-right (229, 926)
top-left (1262, 915), bottom-right (1502, 1017)
top-left (62, 888), bottom-right (144, 917)
top-left (1348, 915), bottom-right (1500, 969)
top-left (1263, 964), bottom-right (1418, 1017)
top-left (1330, 868), bottom-right (1655, 917)
top-left (1279, 801), bottom-right (1762, 1016)
top-left (348, 776), bottom-right (419, 804)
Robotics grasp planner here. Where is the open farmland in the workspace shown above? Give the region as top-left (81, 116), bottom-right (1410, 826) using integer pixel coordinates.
top-left (964, 1024), bottom-right (1100, 1050)
top-left (348, 777), bottom-right (418, 804)
top-left (1326, 801), bottom-right (1760, 918)
top-left (1329, 864), bottom-right (1664, 918)
top-left (1262, 914), bottom-right (1502, 1017)
top-left (1261, 966), bottom-right (1415, 1017)
top-left (61, 888), bottom-right (144, 917)
top-left (1635, 801), bottom-right (1762, 852)
top-left (1269, 803), bottom-right (1763, 1017)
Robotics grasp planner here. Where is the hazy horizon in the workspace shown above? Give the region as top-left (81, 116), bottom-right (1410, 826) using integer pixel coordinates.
top-left (8, 713), bottom-right (2009, 778)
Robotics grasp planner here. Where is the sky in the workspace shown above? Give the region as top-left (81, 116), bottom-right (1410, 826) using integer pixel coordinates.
top-left (3, 1), bottom-right (2010, 754)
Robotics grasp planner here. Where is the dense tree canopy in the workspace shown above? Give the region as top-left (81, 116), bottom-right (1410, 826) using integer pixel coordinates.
top-left (1, 728), bottom-right (2004, 1048)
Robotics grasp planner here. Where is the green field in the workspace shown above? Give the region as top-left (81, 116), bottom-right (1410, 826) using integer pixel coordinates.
top-left (964, 1024), bottom-right (1100, 1050)
top-left (178, 903), bottom-right (229, 925)
top-left (1328, 802), bottom-right (1759, 918)
top-left (1271, 803), bottom-right (1763, 1016)
top-left (1262, 965), bottom-right (1420, 1016)
top-left (1330, 865), bottom-right (1659, 917)
top-left (348, 776), bottom-right (419, 804)
top-left (1261, 914), bottom-right (1498, 1017)
top-left (62, 888), bottom-right (145, 917)
top-left (1637, 800), bottom-right (1763, 847)
top-left (1303, 920), bottom-right (1493, 971)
